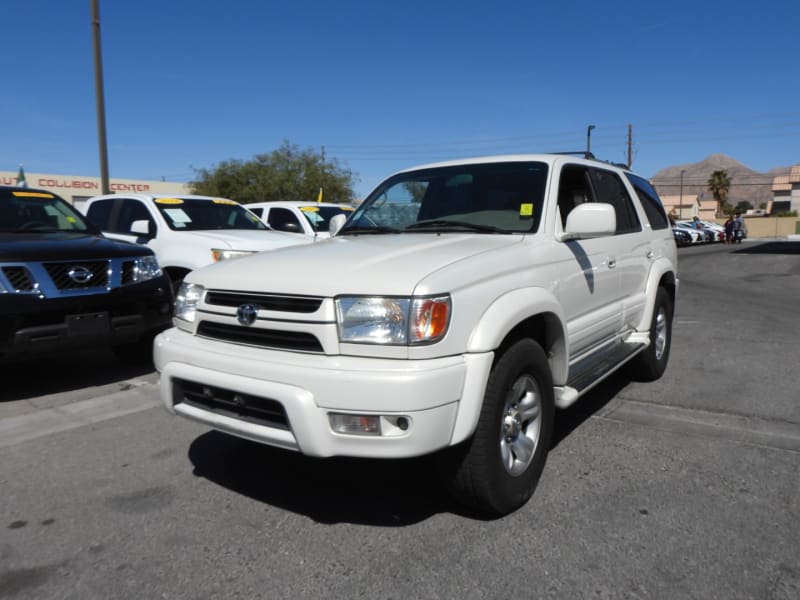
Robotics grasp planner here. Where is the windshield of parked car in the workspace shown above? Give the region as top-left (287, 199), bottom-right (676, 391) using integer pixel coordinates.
top-left (0, 189), bottom-right (95, 233)
top-left (154, 198), bottom-right (268, 231)
top-left (341, 161), bottom-right (548, 235)
top-left (299, 205), bottom-right (355, 231)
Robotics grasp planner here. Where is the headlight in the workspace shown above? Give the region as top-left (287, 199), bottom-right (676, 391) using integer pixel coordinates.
top-left (132, 255), bottom-right (162, 282)
top-left (336, 295), bottom-right (450, 345)
top-left (175, 282), bottom-right (205, 323)
top-left (211, 249), bottom-right (255, 262)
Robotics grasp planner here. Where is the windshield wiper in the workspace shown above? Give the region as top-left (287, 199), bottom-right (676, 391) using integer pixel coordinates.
top-left (339, 225), bottom-right (402, 235)
top-left (405, 220), bottom-right (511, 234)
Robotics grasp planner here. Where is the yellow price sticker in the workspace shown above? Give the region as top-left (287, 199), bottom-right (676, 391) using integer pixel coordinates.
top-left (300, 206), bottom-right (320, 212)
top-left (519, 203), bottom-right (534, 217)
top-left (212, 198), bottom-right (237, 205)
top-left (12, 191), bottom-right (54, 198)
top-left (155, 197), bottom-right (184, 205)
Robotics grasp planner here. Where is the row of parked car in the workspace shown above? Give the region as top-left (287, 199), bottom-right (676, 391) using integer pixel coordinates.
top-left (0, 187), bottom-right (353, 364)
top-left (671, 219), bottom-right (735, 246)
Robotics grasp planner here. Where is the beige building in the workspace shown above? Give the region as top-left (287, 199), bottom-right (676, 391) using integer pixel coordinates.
top-left (0, 170), bottom-right (191, 209)
top-left (771, 166), bottom-right (800, 214)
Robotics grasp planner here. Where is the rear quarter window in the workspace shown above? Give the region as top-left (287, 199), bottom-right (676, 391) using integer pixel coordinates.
top-left (625, 173), bottom-right (669, 230)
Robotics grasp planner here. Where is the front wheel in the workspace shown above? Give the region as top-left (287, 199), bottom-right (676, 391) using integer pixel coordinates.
top-left (439, 338), bottom-right (554, 515)
top-left (627, 287), bottom-right (672, 381)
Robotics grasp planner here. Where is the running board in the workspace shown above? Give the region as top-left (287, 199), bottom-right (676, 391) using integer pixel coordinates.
top-left (554, 340), bottom-right (647, 409)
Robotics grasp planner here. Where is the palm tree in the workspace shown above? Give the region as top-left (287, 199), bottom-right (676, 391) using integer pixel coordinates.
top-left (707, 170), bottom-right (731, 216)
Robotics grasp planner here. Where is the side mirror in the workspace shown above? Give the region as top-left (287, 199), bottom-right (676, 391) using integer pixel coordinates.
top-left (329, 213), bottom-right (347, 237)
top-left (130, 219), bottom-right (154, 239)
top-left (559, 203), bottom-right (616, 241)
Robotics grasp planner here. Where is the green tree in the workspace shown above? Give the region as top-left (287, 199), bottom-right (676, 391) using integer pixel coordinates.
top-left (190, 141), bottom-right (358, 204)
top-left (707, 170), bottom-right (731, 216)
top-left (735, 200), bottom-right (753, 213)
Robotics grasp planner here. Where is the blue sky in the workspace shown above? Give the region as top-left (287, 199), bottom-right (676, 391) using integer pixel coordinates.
top-left (4, 0), bottom-right (799, 198)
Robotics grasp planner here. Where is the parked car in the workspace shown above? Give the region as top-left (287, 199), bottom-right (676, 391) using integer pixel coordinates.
top-left (676, 220), bottom-right (722, 243)
top-left (156, 153), bottom-right (677, 515)
top-left (671, 222), bottom-right (705, 244)
top-left (81, 194), bottom-right (311, 292)
top-left (0, 185), bottom-right (172, 363)
top-left (245, 201), bottom-right (355, 239)
top-left (672, 227), bottom-right (693, 247)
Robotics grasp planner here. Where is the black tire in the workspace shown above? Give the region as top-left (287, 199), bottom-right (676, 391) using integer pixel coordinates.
top-left (627, 287), bottom-right (672, 381)
top-left (439, 338), bottom-right (554, 515)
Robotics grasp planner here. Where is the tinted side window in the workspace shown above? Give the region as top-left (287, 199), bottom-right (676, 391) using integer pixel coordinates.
top-left (556, 165), bottom-right (594, 228)
top-left (625, 173), bottom-right (669, 230)
top-left (590, 169), bottom-right (641, 234)
top-left (85, 199), bottom-right (114, 229)
top-left (116, 199), bottom-right (154, 234)
top-left (268, 207), bottom-right (303, 232)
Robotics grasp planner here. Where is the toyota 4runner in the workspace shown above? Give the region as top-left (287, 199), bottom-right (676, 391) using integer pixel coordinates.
top-left (155, 154), bottom-right (678, 515)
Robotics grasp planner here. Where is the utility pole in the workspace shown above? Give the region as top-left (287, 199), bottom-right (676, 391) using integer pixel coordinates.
top-left (627, 124), bottom-right (633, 169)
top-left (586, 125), bottom-right (595, 156)
top-left (91, 0), bottom-right (110, 194)
top-left (679, 170), bottom-right (685, 220)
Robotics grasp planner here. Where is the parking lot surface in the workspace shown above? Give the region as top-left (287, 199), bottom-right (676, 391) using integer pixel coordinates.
top-left (1, 242), bottom-right (799, 599)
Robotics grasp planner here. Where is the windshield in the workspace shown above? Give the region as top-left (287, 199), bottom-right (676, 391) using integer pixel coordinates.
top-left (342, 161), bottom-right (548, 235)
top-left (299, 205), bottom-right (355, 231)
top-left (0, 189), bottom-right (94, 233)
top-left (154, 198), bottom-right (268, 231)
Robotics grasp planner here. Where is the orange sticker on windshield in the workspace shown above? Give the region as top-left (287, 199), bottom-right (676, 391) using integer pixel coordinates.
top-left (212, 198), bottom-right (237, 205)
top-left (519, 203), bottom-right (533, 217)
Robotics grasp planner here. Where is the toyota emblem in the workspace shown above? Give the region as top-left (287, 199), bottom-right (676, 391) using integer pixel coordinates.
top-left (68, 266), bottom-right (94, 284)
top-left (236, 303), bottom-right (258, 326)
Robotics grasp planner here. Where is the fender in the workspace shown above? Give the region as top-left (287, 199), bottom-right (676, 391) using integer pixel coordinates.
top-left (635, 258), bottom-right (677, 332)
top-left (467, 286), bottom-right (568, 384)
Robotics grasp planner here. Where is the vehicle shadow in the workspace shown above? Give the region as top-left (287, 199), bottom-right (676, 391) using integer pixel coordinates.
top-left (0, 348), bottom-right (155, 402)
top-left (187, 431), bottom-right (473, 525)
top-left (187, 373), bottom-right (632, 525)
top-left (734, 241), bottom-right (800, 255)
top-left (552, 371), bottom-right (630, 448)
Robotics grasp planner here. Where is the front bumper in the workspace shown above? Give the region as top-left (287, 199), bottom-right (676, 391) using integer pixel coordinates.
top-left (155, 328), bottom-right (493, 458)
top-left (0, 275), bottom-right (173, 360)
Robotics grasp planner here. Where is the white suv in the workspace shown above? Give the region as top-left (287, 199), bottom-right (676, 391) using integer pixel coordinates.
top-left (245, 201), bottom-right (355, 240)
top-left (82, 194), bottom-right (310, 291)
top-left (155, 154), bottom-right (678, 515)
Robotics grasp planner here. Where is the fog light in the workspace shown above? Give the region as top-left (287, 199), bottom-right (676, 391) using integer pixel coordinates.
top-left (329, 413), bottom-right (381, 436)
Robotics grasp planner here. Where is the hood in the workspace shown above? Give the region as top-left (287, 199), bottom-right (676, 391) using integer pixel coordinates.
top-left (188, 233), bottom-right (524, 296)
top-left (0, 232), bottom-right (152, 262)
top-left (184, 229), bottom-right (310, 251)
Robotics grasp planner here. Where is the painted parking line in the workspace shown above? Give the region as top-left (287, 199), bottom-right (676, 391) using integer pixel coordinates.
top-left (0, 382), bottom-right (160, 449)
top-left (596, 397), bottom-right (800, 453)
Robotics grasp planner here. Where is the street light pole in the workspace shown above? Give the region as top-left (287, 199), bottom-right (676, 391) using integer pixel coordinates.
top-left (586, 125), bottom-right (595, 156)
top-left (679, 170), bottom-right (685, 220)
top-left (91, 0), bottom-right (111, 195)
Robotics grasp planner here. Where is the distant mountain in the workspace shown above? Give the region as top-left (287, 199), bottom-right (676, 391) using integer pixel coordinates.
top-left (650, 154), bottom-right (792, 208)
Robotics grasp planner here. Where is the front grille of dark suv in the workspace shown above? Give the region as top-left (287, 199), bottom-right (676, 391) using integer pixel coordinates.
top-left (175, 378), bottom-right (290, 430)
top-left (1, 266), bottom-right (36, 292)
top-left (196, 320), bottom-right (324, 352)
top-left (205, 291), bottom-right (323, 313)
top-left (43, 260), bottom-right (110, 290)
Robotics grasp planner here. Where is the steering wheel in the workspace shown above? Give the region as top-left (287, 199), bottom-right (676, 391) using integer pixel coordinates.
top-left (18, 221), bottom-right (50, 231)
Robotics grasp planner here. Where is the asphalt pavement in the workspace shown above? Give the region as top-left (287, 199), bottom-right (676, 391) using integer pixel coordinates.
top-left (1, 241), bottom-right (798, 600)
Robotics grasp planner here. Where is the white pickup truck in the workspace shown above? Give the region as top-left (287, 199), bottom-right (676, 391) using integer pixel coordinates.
top-left (81, 193), bottom-right (309, 292)
top-left (155, 154), bottom-right (678, 515)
